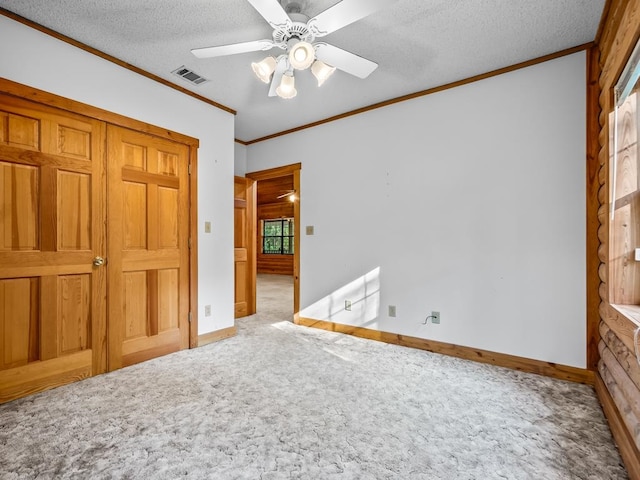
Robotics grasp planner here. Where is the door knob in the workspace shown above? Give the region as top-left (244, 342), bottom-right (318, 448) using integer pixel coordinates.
top-left (93, 256), bottom-right (105, 267)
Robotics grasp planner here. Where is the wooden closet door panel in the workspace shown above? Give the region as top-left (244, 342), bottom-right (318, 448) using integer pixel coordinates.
top-left (107, 126), bottom-right (189, 370)
top-left (0, 95), bottom-right (106, 403)
top-left (234, 176), bottom-right (256, 318)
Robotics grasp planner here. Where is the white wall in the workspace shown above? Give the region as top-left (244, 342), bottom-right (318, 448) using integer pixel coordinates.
top-left (247, 52), bottom-right (587, 368)
top-left (234, 143), bottom-right (248, 177)
top-left (0, 16), bottom-right (235, 335)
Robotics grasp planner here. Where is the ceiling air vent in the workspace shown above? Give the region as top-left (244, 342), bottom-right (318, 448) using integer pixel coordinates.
top-left (172, 66), bottom-right (208, 85)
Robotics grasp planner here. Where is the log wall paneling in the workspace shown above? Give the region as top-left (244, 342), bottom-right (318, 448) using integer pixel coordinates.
top-left (588, 44), bottom-right (603, 370)
top-left (594, 0), bottom-right (640, 477)
top-left (601, 320), bottom-right (640, 391)
top-left (599, 356), bottom-right (640, 449)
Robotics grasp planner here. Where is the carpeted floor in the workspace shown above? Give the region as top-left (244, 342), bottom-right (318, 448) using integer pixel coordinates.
top-left (0, 274), bottom-right (628, 479)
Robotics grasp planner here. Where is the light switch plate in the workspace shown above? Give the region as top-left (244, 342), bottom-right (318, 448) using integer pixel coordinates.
top-left (204, 221), bottom-right (211, 233)
top-left (306, 226), bottom-right (314, 235)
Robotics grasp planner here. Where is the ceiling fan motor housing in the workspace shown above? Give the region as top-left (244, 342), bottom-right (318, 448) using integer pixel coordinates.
top-left (273, 21), bottom-right (314, 47)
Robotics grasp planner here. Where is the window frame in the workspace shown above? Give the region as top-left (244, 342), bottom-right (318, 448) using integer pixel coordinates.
top-left (261, 218), bottom-right (294, 255)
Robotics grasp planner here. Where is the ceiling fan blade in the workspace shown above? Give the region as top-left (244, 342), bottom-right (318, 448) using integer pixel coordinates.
top-left (247, 0), bottom-right (291, 28)
top-left (314, 43), bottom-right (378, 79)
top-left (191, 40), bottom-right (275, 59)
top-left (276, 190), bottom-right (296, 199)
top-left (308, 0), bottom-right (394, 36)
top-left (268, 57), bottom-right (288, 96)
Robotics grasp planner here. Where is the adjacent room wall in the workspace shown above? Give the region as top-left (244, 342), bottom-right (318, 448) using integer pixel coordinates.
top-left (247, 52), bottom-right (587, 368)
top-left (0, 15), bottom-right (236, 335)
top-left (235, 143), bottom-right (248, 176)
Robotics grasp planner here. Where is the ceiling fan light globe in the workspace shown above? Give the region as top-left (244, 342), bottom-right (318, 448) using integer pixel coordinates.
top-left (311, 60), bottom-right (336, 86)
top-left (288, 41), bottom-right (315, 70)
top-left (251, 56), bottom-right (277, 83)
top-left (276, 73), bottom-right (297, 99)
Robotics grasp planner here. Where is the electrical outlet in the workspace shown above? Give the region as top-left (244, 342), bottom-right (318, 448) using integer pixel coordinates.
top-left (388, 305), bottom-right (396, 317)
top-left (431, 311), bottom-right (440, 324)
top-left (345, 300), bottom-right (352, 311)
top-left (204, 305), bottom-right (211, 317)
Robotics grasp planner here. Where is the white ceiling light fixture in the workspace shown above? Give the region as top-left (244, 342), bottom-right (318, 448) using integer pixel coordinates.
top-left (251, 56), bottom-right (277, 83)
top-left (192, 0), bottom-right (395, 99)
top-left (311, 60), bottom-right (336, 86)
top-left (288, 41), bottom-right (315, 70)
top-left (276, 72), bottom-right (297, 99)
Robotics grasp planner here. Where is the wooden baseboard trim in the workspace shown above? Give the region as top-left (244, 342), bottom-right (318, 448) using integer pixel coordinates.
top-left (595, 373), bottom-right (640, 480)
top-left (197, 326), bottom-right (237, 347)
top-left (296, 317), bottom-right (594, 384)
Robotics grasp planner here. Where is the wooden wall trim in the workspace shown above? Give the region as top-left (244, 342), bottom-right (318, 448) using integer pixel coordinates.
top-left (244, 43), bottom-right (593, 145)
top-left (197, 326), bottom-right (237, 347)
top-left (293, 168), bottom-right (301, 315)
top-left (600, 1), bottom-right (640, 88)
top-left (0, 78), bottom-right (200, 147)
top-left (587, 44), bottom-right (603, 371)
top-left (0, 8), bottom-right (236, 116)
top-left (247, 179), bottom-right (258, 315)
top-left (296, 317), bottom-right (595, 384)
top-left (595, 0), bottom-right (615, 45)
top-left (246, 163), bottom-right (302, 181)
top-left (595, 372), bottom-right (640, 480)
top-left (598, 0), bottom-right (639, 79)
top-left (189, 147), bottom-right (199, 348)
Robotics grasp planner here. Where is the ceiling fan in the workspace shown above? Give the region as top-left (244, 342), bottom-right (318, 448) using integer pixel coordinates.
top-left (276, 189), bottom-right (296, 200)
top-left (191, 0), bottom-right (395, 99)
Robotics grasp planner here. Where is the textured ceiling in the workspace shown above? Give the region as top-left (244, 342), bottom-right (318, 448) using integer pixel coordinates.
top-left (0, 0), bottom-right (605, 142)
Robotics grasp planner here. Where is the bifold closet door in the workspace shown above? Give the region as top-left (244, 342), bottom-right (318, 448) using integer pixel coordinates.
top-left (107, 126), bottom-right (190, 370)
top-left (0, 95), bottom-right (107, 403)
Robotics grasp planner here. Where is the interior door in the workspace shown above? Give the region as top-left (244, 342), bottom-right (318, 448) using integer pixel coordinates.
top-left (0, 95), bottom-right (106, 403)
top-left (107, 126), bottom-right (190, 369)
top-left (234, 176), bottom-right (256, 318)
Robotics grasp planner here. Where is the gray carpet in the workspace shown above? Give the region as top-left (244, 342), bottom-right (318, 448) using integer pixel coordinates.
top-left (0, 274), bottom-right (628, 479)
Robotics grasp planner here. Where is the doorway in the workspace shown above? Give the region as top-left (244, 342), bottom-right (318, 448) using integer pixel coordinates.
top-left (246, 163), bottom-right (301, 320)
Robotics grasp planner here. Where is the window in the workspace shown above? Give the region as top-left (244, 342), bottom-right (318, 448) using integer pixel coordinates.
top-left (610, 38), bottom-right (640, 306)
top-left (262, 218), bottom-right (294, 255)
